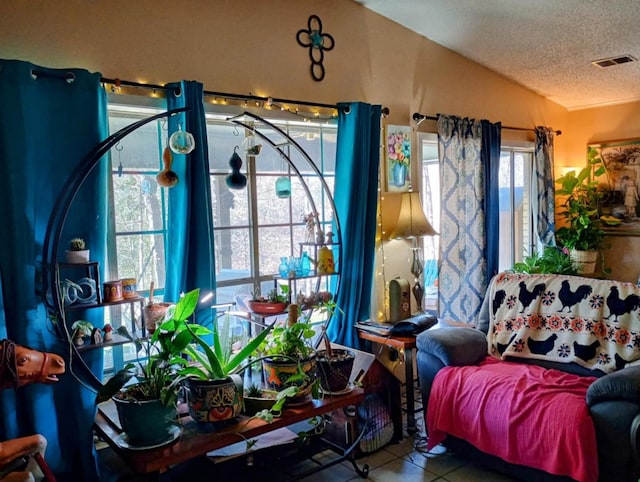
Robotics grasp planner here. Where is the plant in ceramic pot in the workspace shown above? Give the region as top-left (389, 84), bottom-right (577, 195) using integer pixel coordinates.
top-left (65, 237), bottom-right (90, 263)
top-left (555, 153), bottom-right (608, 274)
top-left (259, 304), bottom-right (319, 403)
top-left (178, 292), bottom-right (274, 423)
top-left (95, 294), bottom-right (194, 447)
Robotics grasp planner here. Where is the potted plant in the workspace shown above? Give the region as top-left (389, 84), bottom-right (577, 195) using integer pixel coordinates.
top-left (555, 153), bottom-right (607, 274)
top-left (511, 246), bottom-right (577, 275)
top-left (314, 302), bottom-right (354, 394)
top-left (65, 237), bottom-right (90, 263)
top-left (259, 304), bottom-right (318, 403)
top-left (178, 289), bottom-right (275, 423)
top-left (246, 287), bottom-right (289, 315)
top-left (95, 291), bottom-right (197, 446)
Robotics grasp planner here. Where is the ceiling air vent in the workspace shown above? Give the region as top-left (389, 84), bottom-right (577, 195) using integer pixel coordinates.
top-left (592, 55), bottom-right (638, 68)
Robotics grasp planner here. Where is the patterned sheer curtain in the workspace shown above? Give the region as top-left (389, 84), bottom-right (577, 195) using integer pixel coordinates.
top-left (533, 126), bottom-right (557, 251)
top-left (437, 114), bottom-right (501, 323)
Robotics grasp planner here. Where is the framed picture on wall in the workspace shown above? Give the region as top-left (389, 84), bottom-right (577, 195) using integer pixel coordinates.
top-left (588, 139), bottom-right (640, 236)
top-left (385, 125), bottom-right (412, 192)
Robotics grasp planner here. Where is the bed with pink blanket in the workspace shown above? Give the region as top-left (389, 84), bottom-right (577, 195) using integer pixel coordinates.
top-left (417, 273), bottom-right (640, 482)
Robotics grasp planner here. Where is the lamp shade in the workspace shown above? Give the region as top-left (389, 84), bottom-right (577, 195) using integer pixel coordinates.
top-left (390, 191), bottom-right (437, 239)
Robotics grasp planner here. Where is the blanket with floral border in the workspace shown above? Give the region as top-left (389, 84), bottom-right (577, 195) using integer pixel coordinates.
top-left (486, 272), bottom-right (640, 373)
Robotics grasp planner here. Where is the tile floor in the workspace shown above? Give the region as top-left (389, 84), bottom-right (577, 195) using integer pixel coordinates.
top-left (97, 380), bottom-right (517, 481)
top-left (97, 415), bottom-right (518, 481)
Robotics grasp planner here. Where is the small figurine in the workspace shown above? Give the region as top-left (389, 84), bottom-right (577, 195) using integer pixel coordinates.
top-left (91, 327), bottom-right (103, 345)
top-left (103, 324), bottom-right (113, 342)
top-left (315, 229), bottom-right (325, 245)
top-left (325, 231), bottom-right (334, 244)
top-left (303, 212), bottom-right (317, 243)
top-left (73, 332), bottom-right (84, 346)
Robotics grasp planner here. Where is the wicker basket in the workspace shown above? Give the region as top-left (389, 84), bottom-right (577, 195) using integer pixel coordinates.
top-left (570, 249), bottom-right (598, 274)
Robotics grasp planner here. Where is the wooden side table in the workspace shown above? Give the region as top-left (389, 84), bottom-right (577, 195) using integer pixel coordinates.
top-left (357, 330), bottom-right (419, 435)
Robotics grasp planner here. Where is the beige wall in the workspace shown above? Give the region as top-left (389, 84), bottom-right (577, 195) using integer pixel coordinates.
top-left (1, 0), bottom-right (638, 311)
top-left (564, 103), bottom-right (640, 283)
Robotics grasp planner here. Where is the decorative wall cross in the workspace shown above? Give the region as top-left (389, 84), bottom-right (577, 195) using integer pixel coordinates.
top-left (296, 15), bottom-right (335, 81)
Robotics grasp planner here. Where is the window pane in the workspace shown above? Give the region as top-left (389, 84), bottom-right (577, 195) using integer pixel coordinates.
top-left (215, 228), bottom-right (251, 274)
top-left (113, 174), bottom-right (165, 232)
top-left (258, 226), bottom-right (294, 276)
top-left (116, 233), bottom-right (165, 292)
top-left (255, 175), bottom-right (294, 225)
top-left (211, 175), bottom-right (249, 227)
top-left (109, 115), bottom-right (162, 171)
top-left (208, 123), bottom-right (244, 172)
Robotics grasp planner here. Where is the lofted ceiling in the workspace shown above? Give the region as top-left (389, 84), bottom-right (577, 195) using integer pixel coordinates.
top-left (355, 0), bottom-right (640, 110)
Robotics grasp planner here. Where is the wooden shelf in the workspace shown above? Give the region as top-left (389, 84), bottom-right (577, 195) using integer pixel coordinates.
top-left (65, 296), bottom-right (144, 312)
top-left (76, 332), bottom-right (144, 352)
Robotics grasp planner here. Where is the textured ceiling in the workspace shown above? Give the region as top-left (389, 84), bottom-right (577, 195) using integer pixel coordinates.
top-left (356, 0), bottom-right (640, 110)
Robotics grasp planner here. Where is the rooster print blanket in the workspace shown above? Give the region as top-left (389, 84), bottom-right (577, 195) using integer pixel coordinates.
top-left (486, 272), bottom-right (640, 373)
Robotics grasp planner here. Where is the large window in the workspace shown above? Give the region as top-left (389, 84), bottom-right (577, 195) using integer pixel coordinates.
top-left (207, 117), bottom-right (337, 307)
top-left (419, 136), bottom-right (534, 280)
top-left (498, 148), bottom-right (534, 272)
top-left (104, 100), bottom-right (337, 372)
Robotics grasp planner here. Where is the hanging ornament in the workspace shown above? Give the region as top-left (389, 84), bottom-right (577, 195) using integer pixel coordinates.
top-left (275, 153), bottom-right (291, 198)
top-left (169, 123), bottom-right (195, 154)
top-left (242, 133), bottom-right (262, 156)
top-left (226, 147), bottom-right (247, 190)
top-left (115, 142), bottom-right (123, 177)
top-left (275, 176), bottom-right (291, 198)
top-left (156, 146), bottom-right (179, 188)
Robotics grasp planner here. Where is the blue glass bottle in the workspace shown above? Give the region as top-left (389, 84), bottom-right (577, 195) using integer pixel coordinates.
top-left (301, 252), bottom-right (311, 276)
top-left (278, 257), bottom-right (289, 278)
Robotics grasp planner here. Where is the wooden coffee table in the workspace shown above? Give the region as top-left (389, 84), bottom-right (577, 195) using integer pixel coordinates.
top-left (95, 388), bottom-right (367, 478)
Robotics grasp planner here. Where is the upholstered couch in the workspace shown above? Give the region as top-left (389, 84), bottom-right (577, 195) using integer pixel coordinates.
top-left (417, 273), bottom-right (640, 482)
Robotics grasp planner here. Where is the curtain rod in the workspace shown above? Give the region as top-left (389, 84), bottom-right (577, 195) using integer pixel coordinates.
top-left (412, 112), bottom-right (562, 136)
top-left (30, 68), bottom-right (390, 117)
top-left (27, 69), bottom-right (339, 111)
top-left (100, 77), bottom-right (341, 111)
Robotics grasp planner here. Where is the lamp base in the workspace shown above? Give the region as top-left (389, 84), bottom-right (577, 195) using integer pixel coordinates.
top-left (412, 281), bottom-right (424, 312)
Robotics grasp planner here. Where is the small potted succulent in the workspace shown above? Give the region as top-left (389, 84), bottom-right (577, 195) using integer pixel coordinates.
top-left (65, 237), bottom-right (90, 263)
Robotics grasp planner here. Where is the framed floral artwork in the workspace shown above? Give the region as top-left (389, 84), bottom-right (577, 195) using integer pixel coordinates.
top-left (385, 125), bottom-right (412, 192)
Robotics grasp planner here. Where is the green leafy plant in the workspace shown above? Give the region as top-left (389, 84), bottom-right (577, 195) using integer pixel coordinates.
top-left (178, 293), bottom-right (274, 380)
top-left (511, 247), bottom-right (577, 275)
top-left (555, 149), bottom-right (607, 251)
top-left (95, 289), bottom-right (201, 406)
top-left (260, 307), bottom-right (317, 360)
top-left (251, 287), bottom-right (288, 304)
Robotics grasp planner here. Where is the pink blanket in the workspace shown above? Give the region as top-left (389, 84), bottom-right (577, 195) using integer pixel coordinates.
top-left (426, 357), bottom-right (598, 482)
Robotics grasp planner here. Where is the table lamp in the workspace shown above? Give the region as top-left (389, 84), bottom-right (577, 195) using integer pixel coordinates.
top-left (389, 191), bottom-right (437, 311)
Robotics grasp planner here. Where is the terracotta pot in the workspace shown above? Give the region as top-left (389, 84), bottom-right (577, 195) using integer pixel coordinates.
top-left (247, 300), bottom-right (288, 315)
top-left (143, 302), bottom-right (172, 334)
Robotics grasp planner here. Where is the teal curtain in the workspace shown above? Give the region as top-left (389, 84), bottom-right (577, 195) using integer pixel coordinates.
top-left (327, 103), bottom-right (381, 348)
top-left (0, 59), bottom-right (108, 480)
top-left (165, 81), bottom-right (216, 303)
